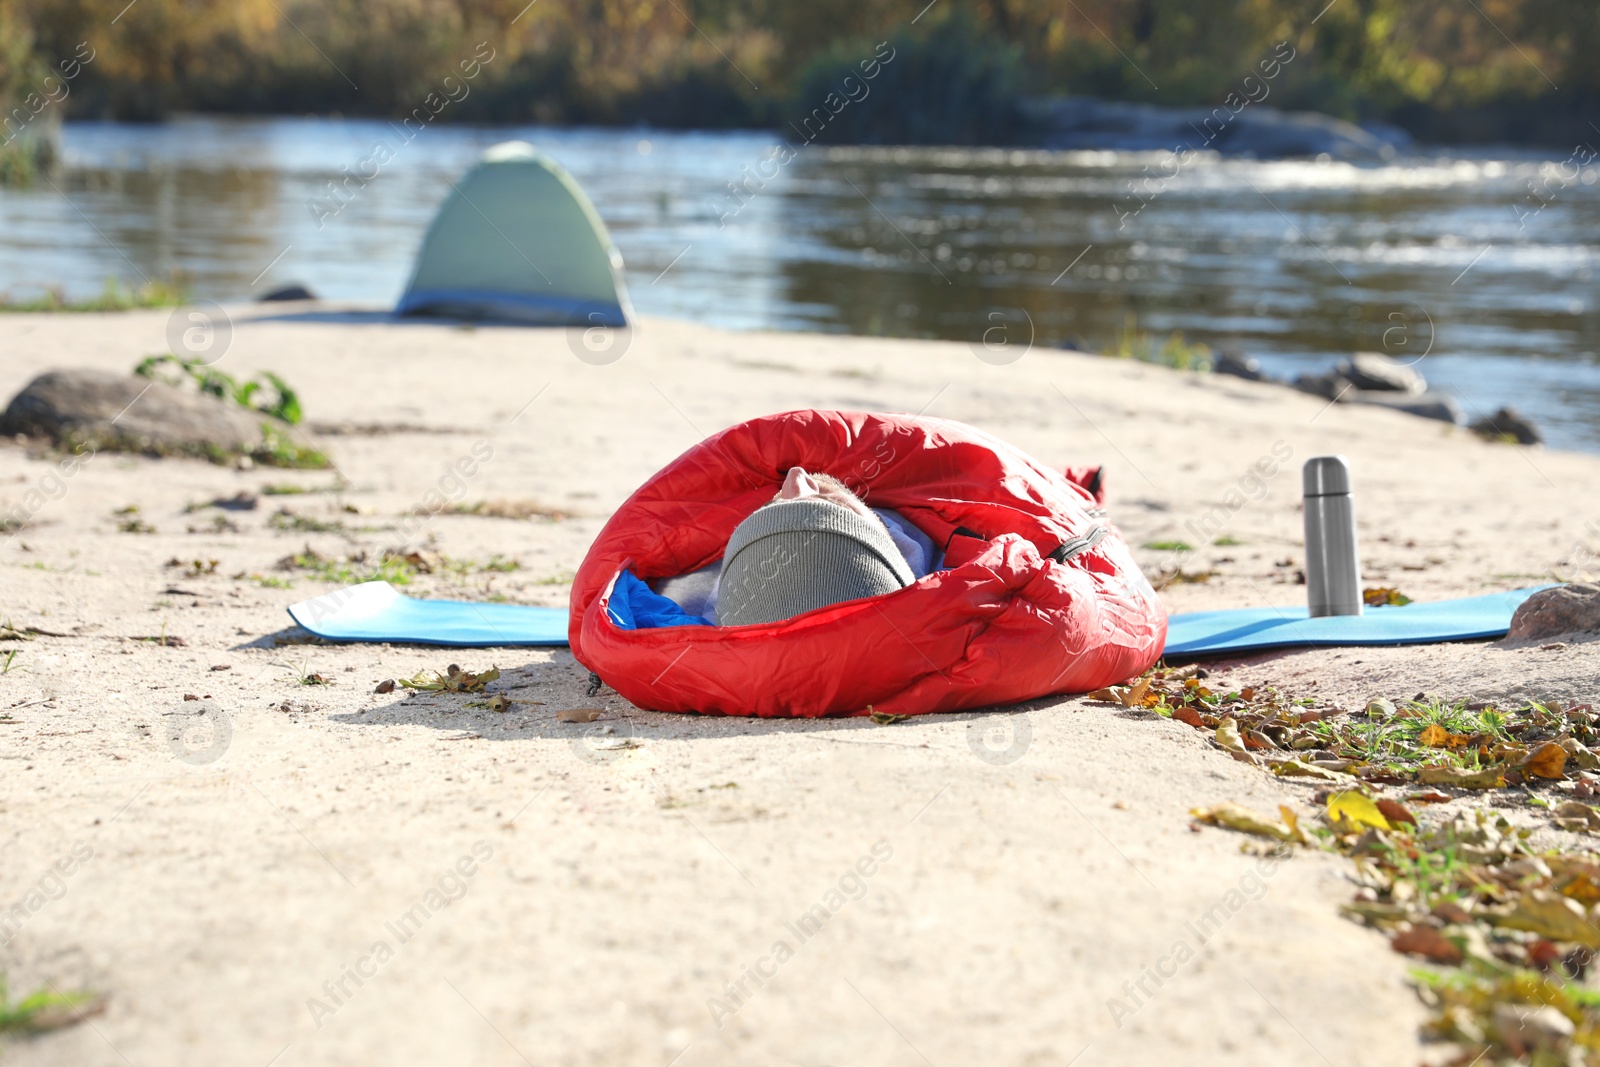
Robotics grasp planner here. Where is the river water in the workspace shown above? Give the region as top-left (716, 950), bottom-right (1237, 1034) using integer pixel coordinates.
top-left (3, 116), bottom-right (1597, 450)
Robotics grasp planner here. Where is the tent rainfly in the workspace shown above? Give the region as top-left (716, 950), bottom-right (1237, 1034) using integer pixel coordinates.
top-left (396, 141), bottom-right (632, 327)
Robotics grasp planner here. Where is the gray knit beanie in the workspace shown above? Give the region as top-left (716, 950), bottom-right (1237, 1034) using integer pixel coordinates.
top-left (717, 498), bottom-right (915, 627)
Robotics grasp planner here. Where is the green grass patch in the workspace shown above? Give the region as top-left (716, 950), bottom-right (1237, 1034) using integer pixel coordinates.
top-left (252, 423), bottom-right (329, 469)
top-left (1142, 540), bottom-right (1193, 552)
top-left (135, 354), bottom-right (303, 425)
top-left (1103, 313), bottom-right (1212, 372)
top-left (441, 554), bottom-right (520, 579)
top-left (113, 506), bottom-right (156, 534)
top-left (0, 977), bottom-right (103, 1034)
top-left (277, 548), bottom-right (417, 586)
top-left (1212, 535), bottom-right (1245, 546)
top-left (267, 509), bottom-right (345, 534)
top-left (0, 277), bottom-right (185, 312)
top-left (262, 481), bottom-right (343, 496)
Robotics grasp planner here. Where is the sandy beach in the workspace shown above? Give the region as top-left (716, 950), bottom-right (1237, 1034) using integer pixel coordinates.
top-left (3, 305), bottom-right (1599, 1066)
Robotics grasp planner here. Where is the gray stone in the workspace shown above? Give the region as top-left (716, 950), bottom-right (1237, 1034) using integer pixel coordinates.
top-left (2, 368), bottom-right (268, 457)
top-left (1225, 109), bottom-right (1402, 161)
top-left (1349, 390), bottom-right (1462, 425)
top-left (1290, 373), bottom-right (1461, 423)
top-left (1506, 583), bottom-right (1600, 642)
top-left (1292, 372), bottom-right (1355, 400)
top-left (259, 283), bottom-right (317, 302)
top-left (1358, 120), bottom-right (1417, 154)
top-left (1025, 98), bottom-right (1402, 161)
top-left (1471, 406), bottom-right (1544, 445)
top-left (1339, 352), bottom-right (1426, 394)
top-left (1213, 348), bottom-right (1266, 381)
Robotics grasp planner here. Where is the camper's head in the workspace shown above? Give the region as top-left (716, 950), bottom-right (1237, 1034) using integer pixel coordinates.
top-left (717, 467), bottom-right (914, 627)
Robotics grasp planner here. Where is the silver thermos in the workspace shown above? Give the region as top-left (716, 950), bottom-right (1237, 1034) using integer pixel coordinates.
top-left (1303, 456), bottom-right (1363, 617)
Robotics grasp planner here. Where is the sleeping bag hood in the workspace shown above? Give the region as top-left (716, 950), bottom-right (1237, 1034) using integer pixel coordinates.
top-left (569, 410), bottom-right (1167, 717)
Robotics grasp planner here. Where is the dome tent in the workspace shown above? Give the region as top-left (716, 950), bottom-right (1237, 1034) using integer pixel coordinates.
top-left (396, 141), bottom-right (632, 327)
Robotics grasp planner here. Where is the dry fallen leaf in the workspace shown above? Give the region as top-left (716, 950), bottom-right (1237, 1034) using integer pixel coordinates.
top-left (1391, 925), bottom-right (1463, 964)
top-left (1523, 741), bottom-right (1570, 780)
top-left (1417, 764), bottom-right (1507, 789)
top-left (1241, 726), bottom-right (1274, 750)
top-left (1327, 790), bottom-right (1392, 831)
top-left (398, 665), bottom-right (501, 693)
top-left (1492, 889), bottom-right (1600, 949)
top-left (1553, 800), bottom-right (1600, 833)
top-left (1272, 759), bottom-right (1349, 782)
top-left (1278, 805), bottom-right (1308, 845)
top-left (1419, 723), bottom-right (1469, 749)
top-left (1171, 706), bottom-right (1205, 728)
top-left (487, 694), bottom-right (509, 712)
top-left (1215, 717), bottom-right (1246, 754)
top-left (390, 549), bottom-right (445, 573)
top-left (1190, 802), bottom-right (1306, 844)
top-left (1559, 870), bottom-right (1600, 906)
top-left (1123, 676), bottom-right (1152, 706)
top-left (1087, 687), bottom-right (1123, 703)
top-left (1375, 798), bottom-right (1417, 827)
top-left (374, 679), bottom-right (395, 694)
top-left (1562, 738), bottom-right (1600, 771)
top-left (558, 708), bottom-right (603, 723)
top-left (870, 711), bottom-right (909, 724)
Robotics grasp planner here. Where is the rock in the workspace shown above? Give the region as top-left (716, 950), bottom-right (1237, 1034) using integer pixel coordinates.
top-left (1225, 108), bottom-right (1400, 161)
top-left (1290, 373), bottom-right (1460, 423)
top-left (1348, 390), bottom-right (1462, 425)
top-left (1338, 352), bottom-right (1425, 394)
top-left (1506, 584), bottom-right (1600, 642)
top-left (1025, 98), bottom-right (1398, 161)
top-left (259, 283), bottom-right (317, 302)
top-left (211, 491), bottom-right (260, 511)
top-left (1213, 348), bottom-right (1266, 381)
top-left (1358, 120), bottom-right (1417, 155)
top-left (1292, 372), bottom-right (1356, 400)
top-left (1471, 406), bottom-right (1544, 445)
top-left (2, 369), bottom-right (274, 459)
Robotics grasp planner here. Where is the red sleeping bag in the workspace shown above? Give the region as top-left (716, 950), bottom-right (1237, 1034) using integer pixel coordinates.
top-left (569, 410), bottom-right (1167, 717)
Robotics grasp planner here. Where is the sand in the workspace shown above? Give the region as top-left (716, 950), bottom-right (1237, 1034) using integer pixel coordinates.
top-left (2, 305), bottom-right (1598, 1066)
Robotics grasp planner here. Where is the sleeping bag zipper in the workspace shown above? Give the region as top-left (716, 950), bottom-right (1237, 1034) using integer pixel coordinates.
top-left (1049, 525), bottom-right (1107, 564)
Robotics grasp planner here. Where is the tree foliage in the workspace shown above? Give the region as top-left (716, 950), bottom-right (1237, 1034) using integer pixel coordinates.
top-left (0, 0), bottom-right (1595, 142)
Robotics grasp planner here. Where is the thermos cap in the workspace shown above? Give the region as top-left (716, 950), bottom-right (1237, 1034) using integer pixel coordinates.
top-left (1303, 455), bottom-right (1352, 496)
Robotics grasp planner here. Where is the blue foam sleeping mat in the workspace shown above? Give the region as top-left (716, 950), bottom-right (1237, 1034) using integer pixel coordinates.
top-left (1161, 585), bottom-right (1548, 657)
top-left (288, 580), bottom-right (1548, 656)
top-left (288, 581), bottom-right (569, 646)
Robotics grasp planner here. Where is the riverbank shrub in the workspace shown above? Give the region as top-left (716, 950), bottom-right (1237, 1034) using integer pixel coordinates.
top-left (785, 14), bottom-right (1025, 146)
top-left (3, 0), bottom-right (1600, 146)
